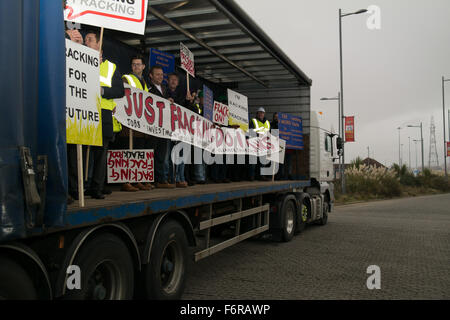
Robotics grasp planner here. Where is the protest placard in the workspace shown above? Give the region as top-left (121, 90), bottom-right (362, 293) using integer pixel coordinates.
top-left (278, 112), bottom-right (304, 150)
top-left (180, 42), bottom-right (195, 77)
top-left (107, 149), bottom-right (154, 183)
top-left (149, 48), bottom-right (175, 84)
top-left (64, 0), bottom-right (149, 35)
top-left (227, 89), bottom-right (249, 131)
top-left (213, 101), bottom-right (229, 126)
top-left (202, 85), bottom-right (213, 122)
top-left (65, 39), bottom-right (102, 146)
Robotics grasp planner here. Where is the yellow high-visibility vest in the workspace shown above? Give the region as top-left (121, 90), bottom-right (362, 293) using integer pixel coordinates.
top-left (100, 60), bottom-right (122, 133)
top-left (252, 118), bottom-right (270, 134)
top-left (122, 74), bottom-right (149, 92)
top-left (194, 103), bottom-right (202, 115)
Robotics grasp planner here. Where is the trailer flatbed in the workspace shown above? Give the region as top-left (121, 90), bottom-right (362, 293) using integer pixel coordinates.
top-left (66, 180), bottom-right (311, 228)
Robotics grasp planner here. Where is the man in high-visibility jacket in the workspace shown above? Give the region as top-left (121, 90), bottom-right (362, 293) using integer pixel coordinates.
top-left (85, 30), bottom-right (125, 199)
top-left (248, 107), bottom-right (271, 181)
top-left (121, 55), bottom-right (151, 192)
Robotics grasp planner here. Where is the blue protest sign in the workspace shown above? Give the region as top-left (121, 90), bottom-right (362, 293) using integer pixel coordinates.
top-left (203, 85), bottom-right (213, 121)
top-left (149, 48), bottom-right (175, 84)
top-left (278, 112), bottom-right (304, 150)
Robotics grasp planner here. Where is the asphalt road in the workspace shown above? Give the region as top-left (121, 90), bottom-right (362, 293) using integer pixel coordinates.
top-left (182, 193), bottom-right (450, 300)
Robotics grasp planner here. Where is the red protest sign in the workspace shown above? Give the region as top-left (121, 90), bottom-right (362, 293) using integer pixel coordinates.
top-left (345, 116), bottom-right (355, 142)
top-left (107, 150), bottom-right (154, 183)
top-left (213, 101), bottom-right (229, 126)
top-left (180, 42), bottom-right (195, 77)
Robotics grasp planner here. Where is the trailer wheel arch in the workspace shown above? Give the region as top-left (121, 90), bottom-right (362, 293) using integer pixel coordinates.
top-left (142, 210), bottom-right (196, 265)
top-left (55, 222), bottom-right (141, 298)
top-left (0, 243), bottom-right (52, 299)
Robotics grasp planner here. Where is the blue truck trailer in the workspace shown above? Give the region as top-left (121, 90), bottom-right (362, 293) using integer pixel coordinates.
top-left (0, 0), bottom-right (337, 299)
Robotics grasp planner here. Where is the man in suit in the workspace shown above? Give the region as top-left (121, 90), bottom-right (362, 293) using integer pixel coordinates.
top-left (148, 66), bottom-right (174, 188)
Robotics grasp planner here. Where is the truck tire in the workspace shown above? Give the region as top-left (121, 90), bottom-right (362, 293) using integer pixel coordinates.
top-left (0, 256), bottom-right (37, 300)
top-left (65, 233), bottom-right (134, 300)
top-left (295, 199), bottom-right (309, 234)
top-left (281, 200), bottom-right (296, 242)
top-left (143, 219), bottom-right (188, 300)
top-left (317, 201), bottom-right (329, 226)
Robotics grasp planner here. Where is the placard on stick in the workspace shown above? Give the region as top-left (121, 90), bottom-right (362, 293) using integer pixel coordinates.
top-left (213, 101), bottom-right (229, 126)
top-left (107, 150), bottom-right (155, 183)
top-left (64, 0), bottom-right (149, 35)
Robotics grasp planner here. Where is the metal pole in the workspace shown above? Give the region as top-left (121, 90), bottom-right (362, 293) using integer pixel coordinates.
top-left (414, 140), bottom-right (418, 170)
top-left (338, 93), bottom-right (343, 182)
top-left (339, 9), bottom-right (346, 194)
top-left (420, 122), bottom-right (424, 172)
top-left (408, 136), bottom-right (411, 168)
top-left (397, 127), bottom-right (402, 167)
top-left (443, 77), bottom-right (448, 176)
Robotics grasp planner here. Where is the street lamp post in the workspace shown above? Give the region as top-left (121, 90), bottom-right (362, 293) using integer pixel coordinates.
top-left (408, 123), bottom-right (424, 172)
top-left (442, 77), bottom-right (450, 177)
top-left (320, 94), bottom-right (342, 183)
top-left (339, 8), bottom-right (367, 194)
top-left (397, 127), bottom-right (402, 166)
top-left (408, 136), bottom-right (411, 168)
top-left (413, 139), bottom-right (420, 171)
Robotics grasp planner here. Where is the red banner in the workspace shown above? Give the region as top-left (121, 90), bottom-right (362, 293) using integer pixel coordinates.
top-left (447, 142), bottom-right (450, 157)
top-left (345, 116), bottom-right (355, 142)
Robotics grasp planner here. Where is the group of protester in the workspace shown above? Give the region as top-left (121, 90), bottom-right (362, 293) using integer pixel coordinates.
top-left (65, 28), bottom-right (292, 203)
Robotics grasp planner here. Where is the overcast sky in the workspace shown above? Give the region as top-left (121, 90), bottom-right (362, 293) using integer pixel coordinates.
top-left (235, 0), bottom-right (450, 168)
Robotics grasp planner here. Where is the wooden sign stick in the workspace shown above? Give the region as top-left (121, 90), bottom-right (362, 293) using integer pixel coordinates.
top-left (77, 144), bottom-right (85, 207)
top-left (85, 27), bottom-right (105, 183)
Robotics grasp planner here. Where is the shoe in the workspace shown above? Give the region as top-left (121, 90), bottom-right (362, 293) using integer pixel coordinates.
top-left (222, 179), bottom-right (231, 183)
top-left (67, 195), bottom-right (74, 205)
top-left (196, 180), bottom-right (206, 185)
top-left (135, 182), bottom-right (151, 191)
top-left (144, 183), bottom-right (155, 190)
top-left (187, 180), bottom-right (196, 186)
top-left (102, 188), bottom-right (112, 195)
top-left (156, 182), bottom-right (176, 189)
top-left (89, 191), bottom-right (105, 199)
top-left (69, 192), bottom-right (79, 200)
top-left (121, 183), bottom-right (139, 192)
top-left (176, 181), bottom-right (188, 188)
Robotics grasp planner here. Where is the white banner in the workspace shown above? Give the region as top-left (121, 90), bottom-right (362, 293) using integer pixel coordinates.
top-left (114, 85), bottom-right (280, 156)
top-left (64, 0), bottom-right (149, 35)
top-left (65, 39), bottom-right (102, 146)
top-left (213, 101), bottom-right (229, 126)
top-left (180, 42), bottom-right (195, 77)
top-left (227, 89), bottom-right (249, 132)
top-left (107, 149), bottom-right (154, 183)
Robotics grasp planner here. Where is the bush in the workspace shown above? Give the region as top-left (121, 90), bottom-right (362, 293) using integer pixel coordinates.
top-left (343, 164), bottom-right (401, 198)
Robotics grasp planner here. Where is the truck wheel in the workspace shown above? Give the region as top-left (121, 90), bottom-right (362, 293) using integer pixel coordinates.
top-left (317, 201), bottom-right (329, 225)
top-left (0, 256), bottom-right (37, 300)
top-left (295, 199), bottom-right (309, 234)
top-left (281, 200), bottom-right (296, 242)
top-left (143, 220), bottom-right (188, 300)
top-left (65, 233), bottom-right (134, 300)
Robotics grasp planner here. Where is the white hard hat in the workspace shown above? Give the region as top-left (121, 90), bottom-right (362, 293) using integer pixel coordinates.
top-left (257, 107), bottom-right (265, 113)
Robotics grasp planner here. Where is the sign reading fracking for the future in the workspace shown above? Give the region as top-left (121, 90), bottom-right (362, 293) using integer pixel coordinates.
top-left (64, 0), bottom-right (149, 35)
top-left (113, 84), bottom-right (281, 156)
top-left (180, 42), bottom-right (195, 77)
top-left (227, 89), bottom-right (249, 132)
top-left (65, 39), bottom-right (102, 146)
top-left (107, 149), bottom-right (154, 183)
